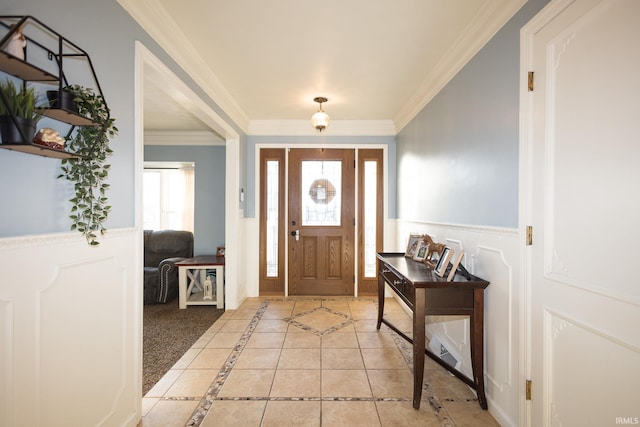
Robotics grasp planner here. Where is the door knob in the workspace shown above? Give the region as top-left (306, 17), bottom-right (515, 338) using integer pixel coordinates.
top-left (291, 229), bottom-right (300, 241)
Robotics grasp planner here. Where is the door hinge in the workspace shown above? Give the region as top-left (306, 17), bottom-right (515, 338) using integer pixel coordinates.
top-left (525, 380), bottom-right (532, 400)
top-left (526, 226), bottom-right (533, 246)
top-left (528, 71), bottom-right (534, 92)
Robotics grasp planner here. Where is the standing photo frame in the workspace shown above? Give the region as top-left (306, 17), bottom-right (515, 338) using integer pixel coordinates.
top-left (413, 241), bottom-right (429, 262)
top-left (447, 250), bottom-right (464, 281)
top-left (434, 246), bottom-right (453, 277)
top-left (405, 234), bottom-right (423, 258)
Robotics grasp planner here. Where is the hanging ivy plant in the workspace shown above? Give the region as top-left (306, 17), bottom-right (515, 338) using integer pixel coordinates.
top-left (58, 84), bottom-right (117, 246)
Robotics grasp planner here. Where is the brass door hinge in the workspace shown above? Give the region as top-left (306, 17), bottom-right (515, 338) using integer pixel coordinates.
top-left (528, 71), bottom-right (534, 92)
top-left (526, 380), bottom-right (532, 400)
top-left (526, 226), bottom-right (533, 246)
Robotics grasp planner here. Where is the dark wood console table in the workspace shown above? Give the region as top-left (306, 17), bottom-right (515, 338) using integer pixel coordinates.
top-left (376, 252), bottom-right (490, 410)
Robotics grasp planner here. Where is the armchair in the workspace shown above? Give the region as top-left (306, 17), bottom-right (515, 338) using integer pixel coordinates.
top-left (144, 230), bottom-right (194, 304)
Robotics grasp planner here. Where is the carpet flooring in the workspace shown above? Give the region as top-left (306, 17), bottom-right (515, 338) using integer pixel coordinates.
top-left (143, 298), bottom-right (224, 395)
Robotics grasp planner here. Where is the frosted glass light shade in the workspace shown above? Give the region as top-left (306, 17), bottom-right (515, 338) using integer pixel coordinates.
top-left (311, 110), bottom-right (330, 132)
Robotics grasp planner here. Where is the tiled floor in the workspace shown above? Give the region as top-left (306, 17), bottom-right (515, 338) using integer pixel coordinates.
top-left (139, 297), bottom-right (500, 427)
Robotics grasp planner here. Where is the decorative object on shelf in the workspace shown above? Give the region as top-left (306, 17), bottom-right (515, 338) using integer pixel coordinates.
top-left (216, 246), bottom-right (225, 257)
top-left (3, 25), bottom-right (25, 60)
top-left (412, 241), bottom-right (429, 262)
top-left (0, 79), bottom-right (42, 143)
top-left (46, 88), bottom-right (77, 112)
top-left (405, 234), bottom-right (423, 258)
top-left (311, 96), bottom-right (330, 132)
top-left (424, 238), bottom-right (446, 269)
top-left (33, 127), bottom-right (65, 150)
top-left (58, 84), bottom-right (117, 246)
top-left (434, 246), bottom-right (453, 277)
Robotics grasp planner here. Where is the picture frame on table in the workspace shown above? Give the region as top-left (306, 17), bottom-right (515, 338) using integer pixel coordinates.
top-left (413, 241), bottom-right (429, 262)
top-left (447, 249), bottom-right (464, 281)
top-left (434, 246), bottom-right (453, 277)
top-left (405, 234), bottom-right (423, 258)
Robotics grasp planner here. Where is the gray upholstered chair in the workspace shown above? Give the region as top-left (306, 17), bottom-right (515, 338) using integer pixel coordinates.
top-left (143, 230), bottom-right (194, 304)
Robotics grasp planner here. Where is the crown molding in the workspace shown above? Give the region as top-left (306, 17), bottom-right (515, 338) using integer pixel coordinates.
top-left (393, 0), bottom-right (527, 132)
top-left (247, 120), bottom-right (396, 136)
top-left (118, 0), bottom-right (250, 132)
top-left (121, 0), bottom-right (525, 137)
top-left (144, 130), bottom-right (226, 146)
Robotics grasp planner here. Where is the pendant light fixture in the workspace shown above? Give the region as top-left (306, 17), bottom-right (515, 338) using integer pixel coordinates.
top-left (311, 97), bottom-right (330, 132)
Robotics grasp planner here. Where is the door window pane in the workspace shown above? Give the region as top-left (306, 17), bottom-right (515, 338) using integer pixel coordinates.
top-left (301, 160), bottom-right (341, 226)
top-left (266, 160), bottom-right (279, 277)
top-left (363, 160), bottom-right (377, 277)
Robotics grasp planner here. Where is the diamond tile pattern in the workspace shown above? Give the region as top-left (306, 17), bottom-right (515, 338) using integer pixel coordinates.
top-left (140, 297), bottom-right (501, 427)
top-left (284, 307), bottom-right (353, 336)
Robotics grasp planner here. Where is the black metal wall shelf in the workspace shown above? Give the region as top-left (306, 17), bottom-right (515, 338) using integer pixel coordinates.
top-left (0, 15), bottom-right (109, 160)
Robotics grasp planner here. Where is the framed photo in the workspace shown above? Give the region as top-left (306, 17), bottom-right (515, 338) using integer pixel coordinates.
top-left (405, 234), bottom-right (423, 258)
top-left (434, 246), bottom-right (453, 277)
top-left (413, 242), bottom-right (429, 262)
top-left (447, 250), bottom-right (464, 281)
top-left (216, 246), bottom-right (225, 257)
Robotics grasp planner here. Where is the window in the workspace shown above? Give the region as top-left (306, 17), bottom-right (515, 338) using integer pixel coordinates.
top-left (363, 160), bottom-right (378, 277)
top-left (143, 162), bottom-right (194, 232)
top-left (301, 160), bottom-right (342, 226)
top-left (265, 160), bottom-right (279, 277)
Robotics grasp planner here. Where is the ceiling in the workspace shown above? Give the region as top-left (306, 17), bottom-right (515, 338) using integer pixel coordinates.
top-left (122, 0), bottom-right (526, 136)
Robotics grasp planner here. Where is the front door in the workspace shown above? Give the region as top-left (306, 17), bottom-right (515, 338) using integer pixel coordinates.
top-left (288, 148), bottom-right (355, 295)
top-left (524, 1), bottom-right (640, 425)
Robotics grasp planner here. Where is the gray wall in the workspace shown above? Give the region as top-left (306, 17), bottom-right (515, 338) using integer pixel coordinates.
top-left (0, 0), bottom-right (245, 239)
top-left (245, 135), bottom-right (397, 219)
top-left (396, 0), bottom-right (549, 228)
top-left (144, 145), bottom-right (226, 255)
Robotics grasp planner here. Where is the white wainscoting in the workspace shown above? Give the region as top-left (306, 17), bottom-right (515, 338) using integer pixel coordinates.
top-left (0, 228), bottom-right (141, 427)
top-left (396, 220), bottom-right (520, 427)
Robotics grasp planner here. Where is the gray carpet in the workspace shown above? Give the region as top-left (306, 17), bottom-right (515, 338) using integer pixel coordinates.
top-left (143, 298), bottom-right (224, 395)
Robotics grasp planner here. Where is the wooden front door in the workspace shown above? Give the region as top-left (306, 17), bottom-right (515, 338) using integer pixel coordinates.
top-left (288, 148), bottom-right (355, 295)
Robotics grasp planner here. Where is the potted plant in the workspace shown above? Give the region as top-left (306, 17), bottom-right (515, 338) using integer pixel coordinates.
top-left (46, 87), bottom-right (78, 112)
top-left (58, 84), bottom-right (117, 246)
top-left (0, 79), bottom-right (43, 143)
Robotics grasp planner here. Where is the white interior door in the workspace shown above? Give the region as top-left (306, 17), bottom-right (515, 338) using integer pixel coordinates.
top-left (524, 1), bottom-right (640, 425)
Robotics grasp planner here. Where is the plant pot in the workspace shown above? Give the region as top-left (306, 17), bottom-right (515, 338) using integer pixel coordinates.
top-left (47, 90), bottom-right (77, 112)
top-left (0, 115), bottom-right (37, 144)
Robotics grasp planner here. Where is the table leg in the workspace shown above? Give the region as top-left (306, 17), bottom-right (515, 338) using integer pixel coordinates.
top-left (178, 267), bottom-right (187, 309)
top-left (412, 288), bottom-right (426, 409)
top-left (471, 288), bottom-right (488, 409)
top-left (376, 270), bottom-right (385, 330)
top-left (215, 265), bottom-right (224, 309)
